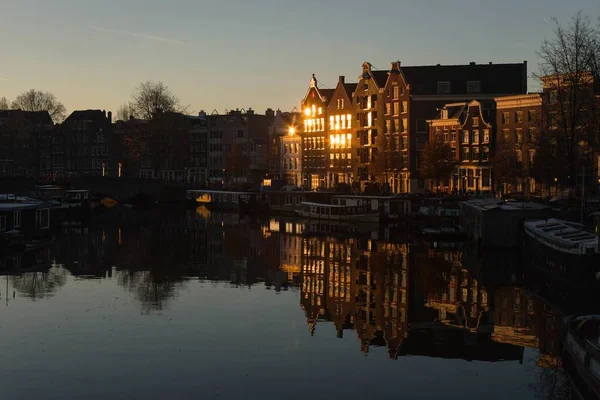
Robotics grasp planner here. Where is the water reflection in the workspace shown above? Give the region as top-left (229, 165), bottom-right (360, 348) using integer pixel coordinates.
top-left (0, 210), bottom-right (594, 398)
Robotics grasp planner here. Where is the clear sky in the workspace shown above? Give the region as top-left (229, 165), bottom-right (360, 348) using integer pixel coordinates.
top-left (1, 0), bottom-right (599, 117)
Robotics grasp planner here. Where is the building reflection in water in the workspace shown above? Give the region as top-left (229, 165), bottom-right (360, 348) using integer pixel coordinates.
top-left (0, 210), bottom-right (576, 385)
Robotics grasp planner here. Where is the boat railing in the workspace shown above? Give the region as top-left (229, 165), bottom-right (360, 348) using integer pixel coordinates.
top-left (584, 339), bottom-right (600, 363)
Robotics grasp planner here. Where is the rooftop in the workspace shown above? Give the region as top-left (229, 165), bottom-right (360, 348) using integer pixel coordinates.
top-left (462, 198), bottom-right (550, 212)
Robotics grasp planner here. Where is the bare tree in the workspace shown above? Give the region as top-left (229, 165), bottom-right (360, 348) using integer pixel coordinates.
top-left (130, 81), bottom-right (185, 121)
top-left (420, 133), bottom-right (454, 192)
top-left (0, 96), bottom-right (9, 110)
top-left (115, 102), bottom-right (135, 121)
top-left (11, 89), bottom-right (66, 123)
top-left (492, 140), bottom-right (524, 193)
top-left (535, 12), bottom-right (599, 188)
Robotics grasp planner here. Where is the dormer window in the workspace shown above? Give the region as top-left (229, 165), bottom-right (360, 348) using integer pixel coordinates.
top-left (437, 81), bottom-right (451, 94)
top-left (467, 81), bottom-right (481, 93)
top-left (441, 108), bottom-right (448, 119)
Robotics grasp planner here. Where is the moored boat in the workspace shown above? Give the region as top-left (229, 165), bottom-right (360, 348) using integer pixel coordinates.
top-left (562, 314), bottom-right (600, 398)
top-left (523, 218), bottom-right (600, 286)
top-left (295, 201), bottom-right (379, 223)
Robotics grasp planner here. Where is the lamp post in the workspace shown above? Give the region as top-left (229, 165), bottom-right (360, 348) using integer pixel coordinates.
top-left (102, 162), bottom-right (106, 177)
top-left (118, 162), bottom-right (122, 178)
top-left (554, 177), bottom-right (558, 197)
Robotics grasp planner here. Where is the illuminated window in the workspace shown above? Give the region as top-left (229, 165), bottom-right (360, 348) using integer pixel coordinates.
top-left (393, 102), bottom-right (399, 115)
top-left (305, 108), bottom-right (311, 117)
top-left (393, 86), bottom-right (399, 99)
top-left (311, 105), bottom-right (316, 116)
top-left (318, 107), bottom-right (323, 115)
top-left (385, 103), bottom-right (391, 115)
top-left (341, 114), bottom-right (346, 129)
top-left (320, 118), bottom-right (324, 131)
top-left (335, 115), bottom-right (340, 130)
top-left (340, 99), bottom-right (344, 108)
top-left (347, 114), bottom-right (352, 128)
top-left (329, 116), bottom-right (334, 129)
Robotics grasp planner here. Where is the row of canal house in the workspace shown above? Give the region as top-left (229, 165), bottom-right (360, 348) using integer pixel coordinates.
top-left (427, 94), bottom-right (544, 194)
top-left (299, 60), bottom-right (528, 192)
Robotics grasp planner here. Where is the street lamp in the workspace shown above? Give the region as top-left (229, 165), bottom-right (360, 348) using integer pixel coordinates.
top-left (554, 177), bottom-right (558, 197)
top-left (288, 126), bottom-right (295, 136)
top-left (118, 162), bottom-right (122, 178)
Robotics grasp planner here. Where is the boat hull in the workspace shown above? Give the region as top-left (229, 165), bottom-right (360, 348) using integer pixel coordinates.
top-left (294, 210), bottom-right (379, 223)
top-left (563, 331), bottom-right (600, 399)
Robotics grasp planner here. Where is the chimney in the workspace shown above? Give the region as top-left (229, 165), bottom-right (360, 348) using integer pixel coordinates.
top-left (107, 111), bottom-right (112, 123)
top-left (102, 109), bottom-right (106, 117)
top-left (275, 108), bottom-right (282, 116)
top-left (265, 108), bottom-right (274, 118)
top-left (469, 62), bottom-right (476, 66)
top-left (339, 75), bottom-right (345, 84)
top-left (489, 62), bottom-right (492, 65)
top-left (247, 107), bottom-right (255, 115)
top-left (391, 61), bottom-right (401, 71)
top-left (199, 110), bottom-right (206, 117)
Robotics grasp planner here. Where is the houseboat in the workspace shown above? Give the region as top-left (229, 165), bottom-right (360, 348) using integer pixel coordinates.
top-left (265, 190), bottom-right (332, 215)
top-left (0, 200), bottom-right (52, 250)
top-left (562, 314), bottom-right (600, 398)
top-left (331, 195), bottom-right (412, 220)
top-left (185, 189), bottom-right (266, 213)
top-left (64, 190), bottom-right (91, 207)
top-left (524, 218), bottom-right (600, 284)
top-left (295, 202), bottom-right (380, 223)
top-left (31, 185), bottom-right (64, 201)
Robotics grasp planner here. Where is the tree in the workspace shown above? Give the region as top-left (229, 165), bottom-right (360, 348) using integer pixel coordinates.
top-left (492, 140), bottom-right (523, 193)
top-left (370, 134), bottom-right (404, 193)
top-left (0, 97), bottom-right (9, 110)
top-left (531, 134), bottom-right (569, 196)
top-left (115, 102), bottom-right (134, 121)
top-left (121, 82), bottom-right (188, 178)
top-left (420, 134), bottom-right (454, 192)
top-left (11, 89), bottom-right (66, 123)
top-left (535, 13), bottom-right (600, 189)
top-left (130, 81), bottom-right (184, 120)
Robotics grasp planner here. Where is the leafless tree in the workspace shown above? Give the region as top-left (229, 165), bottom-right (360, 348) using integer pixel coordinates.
top-left (10, 89), bottom-right (66, 123)
top-left (420, 133), bottom-right (454, 192)
top-left (0, 96), bottom-right (9, 110)
top-left (130, 81), bottom-right (186, 121)
top-left (535, 12), bottom-right (600, 188)
top-left (115, 102), bottom-right (135, 121)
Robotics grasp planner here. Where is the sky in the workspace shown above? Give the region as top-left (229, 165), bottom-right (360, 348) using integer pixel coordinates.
top-left (1, 0), bottom-right (599, 117)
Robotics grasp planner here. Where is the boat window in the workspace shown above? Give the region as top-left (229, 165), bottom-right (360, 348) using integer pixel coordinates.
top-left (333, 199), bottom-right (339, 205)
top-left (340, 199), bottom-right (346, 206)
top-left (311, 206), bottom-right (316, 214)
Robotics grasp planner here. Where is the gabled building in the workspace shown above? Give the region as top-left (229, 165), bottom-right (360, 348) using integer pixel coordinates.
top-left (326, 76), bottom-right (356, 187)
top-left (301, 75), bottom-right (334, 189)
top-left (278, 111), bottom-right (303, 186)
top-left (353, 62), bottom-right (388, 186)
top-left (0, 110), bottom-right (54, 177)
top-left (428, 100), bottom-right (493, 192)
top-left (63, 109), bottom-right (113, 176)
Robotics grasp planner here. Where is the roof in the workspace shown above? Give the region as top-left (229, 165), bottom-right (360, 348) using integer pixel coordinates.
top-left (343, 83), bottom-right (357, 99)
top-left (402, 62), bottom-right (527, 95)
top-left (0, 110), bottom-right (53, 125)
top-left (462, 198), bottom-right (550, 212)
top-left (320, 89), bottom-right (335, 105)
top-left (0, 202), bottom-right (43, 210)
top-left (64, 109), bottom-right (108, 123)
top-left (371, 70), bottom-right (389, 88)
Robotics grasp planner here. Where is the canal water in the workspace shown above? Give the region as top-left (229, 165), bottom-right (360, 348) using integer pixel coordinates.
top-left (0, 207), bottom-right (596, 399)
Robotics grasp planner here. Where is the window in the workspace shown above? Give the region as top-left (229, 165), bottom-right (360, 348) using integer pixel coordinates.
top-left (528, 110), bottom-right (537, 122)
top-left (393, 86), bottom-right (399, 99)
top-left (528, 149), bottom-right (536, 166)
top-left (462, 147), bottom-right (470, 161)
top-left (437, 81), bottom-right (451, 94)
top-left (451, 147), bottom-right (456, 160)
top-left (402, 101), bottom-right (408, 114)
top-left (36, 208), bottom-right (50, 229)
top-left (394, 119), bottom-right (400, 133)
top-left (467, 81), bottom-right (481, 93)
top-left (416, 120), bottom-right (426, 133)
top-left (483, 129), bottom-right (490, 143)
top-left (472, 117), bottom-right (479, 127)
top-left (502, 112), bottom-right (509, 124)
top-left (385, 103), bottom-right (391, 115)
top-left (14, 211), bottom-right (21, 228)
top-left (515, 111), bottom-right (523, 123)
top-left (462, 130), bottom-right (469, 144)
top-left (527, 127), bottom-right (536, 143)
top-left (340, 99), bottom-right (344, 109)
top-left (385, 120), bottom-right (392, 134)
top-left (483, 147), bottom-right (490, 160)
top-left (515, 128), bottom-right (523, 143)
top-left (402, 118), bottom-right (408, 133)
top-left (400, 136), bottom-right (407, 150)
top-left (393, 102), bottom-right (399, 116)
top-left (503, 129), bottom-right (510, 142)
top-left (516, 150), bottom-right (523, 163)
top-left (347, 114), bottom-right (352, 129)
top-left (471, 130), bottom-right (479, 144)
top-left (450, 131), bottom-right (457, 142)
top-left (0, 215), bottom-right (5, 231)
top-left (473, 147), bottom-right (480, 161)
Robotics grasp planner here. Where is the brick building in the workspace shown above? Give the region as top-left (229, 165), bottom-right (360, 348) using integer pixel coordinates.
top-left (299, 60), bottom-right (528, 193)
top-left (494, 94), bottom-right (543, 194)
top-left (428, 100), bottom-right (493, 192)
top-left (62, 110), bottom-right (113, 176)
top-left (206, 108), bottom-right (274, 187)
top-left (0, 110), bottom-right (54, 177)
top-left (276, 111), bottom-right (303, 186)
top-left (301, 75), bottom-right (334, 189)
top-left (326, 76), bottom-right (356, 187)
